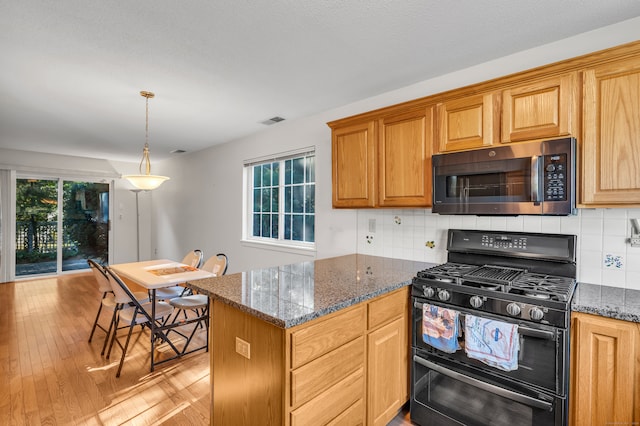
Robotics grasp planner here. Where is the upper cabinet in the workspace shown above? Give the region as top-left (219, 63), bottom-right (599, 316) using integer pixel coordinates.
top-left (581, 57), bottom-right (640, 206)
top-left (378, 107), bottom-right (433, 207)
top-left (332, 121), bottom-right (377, 208)
top-left (436, 93), bottom-right (500, 152)
top-left (329, 41), bottom-right (640, 209)
top-left (330, 106), bottom-right (433, 208)
top-left (501, 73), bottom-right (578, 143)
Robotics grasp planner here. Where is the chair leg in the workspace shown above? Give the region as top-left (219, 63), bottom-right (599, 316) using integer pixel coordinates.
top-left (106, 314), bottom-right (121, 359)
top-left (101, 304), bottom-right (121, 356)
top-left (116, 322), bottom-right (136, 378)
top-left (88, 298), bottom-right (105, 343)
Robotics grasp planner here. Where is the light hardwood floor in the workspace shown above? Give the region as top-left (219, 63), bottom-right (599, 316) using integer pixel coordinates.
top-left (0, 272), bottom-right (414, 425)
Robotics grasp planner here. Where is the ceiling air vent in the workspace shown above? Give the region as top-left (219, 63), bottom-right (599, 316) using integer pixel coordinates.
top-left (170, 149), bottom-right (186, 154)
top-left (261, 116), bottom-right (285, 125)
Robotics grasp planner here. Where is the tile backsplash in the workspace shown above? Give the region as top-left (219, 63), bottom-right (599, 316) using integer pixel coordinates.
top-left (356, 208), bottom-right (640, 291)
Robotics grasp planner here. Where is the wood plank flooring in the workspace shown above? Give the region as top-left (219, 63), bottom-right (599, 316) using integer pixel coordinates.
top-left (0, 272), bottom-right (414, 425)
top-left (0, 272), bottom-right (210, 425)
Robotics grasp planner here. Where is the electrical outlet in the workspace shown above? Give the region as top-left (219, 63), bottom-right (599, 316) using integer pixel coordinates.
top-left (630, 237), bottom-right (640, 247)
top-left (235, 337), bottom-right (250, 359)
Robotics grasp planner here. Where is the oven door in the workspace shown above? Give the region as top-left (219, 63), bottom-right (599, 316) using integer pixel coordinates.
top-left (411, 350), bottom-right (564, 426)
top-left (412, 297), bottom-right (567, 395)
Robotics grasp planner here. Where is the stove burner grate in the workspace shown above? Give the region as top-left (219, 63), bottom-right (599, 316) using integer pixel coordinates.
top-left (462, 265), bottom-right (525, 286)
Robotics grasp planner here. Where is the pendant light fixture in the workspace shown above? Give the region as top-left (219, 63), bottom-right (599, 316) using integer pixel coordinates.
top-left (123, 91), bottom-right (170, 190)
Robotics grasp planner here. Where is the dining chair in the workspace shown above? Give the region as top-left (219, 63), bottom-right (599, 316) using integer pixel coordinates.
top-left (201, 253), bottom-right (228, 276)
top-left (155, 249), bottom-right (204, 300)
top-left (88, 259), bottom-right (149, 355)
top-left (104, 267), bottom-right (174, 377)
top-left (167, 253), bottom-right (228, 353)
top-left (87, 259), bottom-right (114, 344)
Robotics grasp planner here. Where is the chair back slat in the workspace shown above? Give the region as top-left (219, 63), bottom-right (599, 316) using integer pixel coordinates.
top-left (104, 267), bottom-right (154, 324)
top-left (88, 259), bottom-right (112, 293)
top-left (202, 253), bottom-right (228, 276)
top-left (182, 249), bottom-right (204, 268)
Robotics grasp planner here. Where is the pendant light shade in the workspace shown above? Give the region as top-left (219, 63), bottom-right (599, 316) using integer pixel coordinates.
top-left (123, 91), bottom-right (170, 190)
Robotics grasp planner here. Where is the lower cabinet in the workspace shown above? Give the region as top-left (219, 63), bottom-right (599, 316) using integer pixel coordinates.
top-left (570, 312), bottom-right (640, 426)
top-left (289, 286), bottom-right (409, 426)
top-left (211, 287), bottom-right (410, 426)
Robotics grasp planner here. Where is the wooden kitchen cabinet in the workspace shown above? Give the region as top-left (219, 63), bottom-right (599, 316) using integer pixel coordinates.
top-left (366, 287), bottom-right (409, 426)
top-left (330, 106), bottom-right (433, 208)
top-left (377, 107), bottom-right (433, 207)
top-left (581, 57), bottom-right (640, 206)
top-left (570, 312), bottom-right (640, 426)
top-left (436, 92), bottom-right (500, 152)
top-left (501, 73), bottom-right (578, 143)
top-left (211, 286), bottom-right (411, 425)
top-left (331, 120), bottom-right (377, 207)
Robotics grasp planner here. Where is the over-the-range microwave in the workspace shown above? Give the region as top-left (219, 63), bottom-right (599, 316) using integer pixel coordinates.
top-left (432, 137), bottom-right (576, 215)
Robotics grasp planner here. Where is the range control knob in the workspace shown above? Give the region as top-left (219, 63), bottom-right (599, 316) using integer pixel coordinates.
top-left (529, 307), bottom-right (545, 321)
top-left (423, 286), bottom-right (435, 298)
top-left (506, 302), bottom-right (521, 317)
top-left (469, 295), bottom-right (484, 308)
top-left (437, 289), bottom-right (451, 301)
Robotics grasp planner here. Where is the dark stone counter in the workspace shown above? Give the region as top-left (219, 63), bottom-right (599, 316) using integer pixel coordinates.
top-left (572, 282), bottom-right (640, 323)
top-left (187, 254), bottom-right (431, 328)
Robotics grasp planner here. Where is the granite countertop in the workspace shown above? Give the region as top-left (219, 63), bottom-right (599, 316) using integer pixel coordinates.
top-left (187, 254), bottom-right (430, 328)
top-left (572, 282), bottom-right (640, 323)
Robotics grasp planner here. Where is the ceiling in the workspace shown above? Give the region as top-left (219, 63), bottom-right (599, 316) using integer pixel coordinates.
top-left (2, 1), bottom-right (640, 163)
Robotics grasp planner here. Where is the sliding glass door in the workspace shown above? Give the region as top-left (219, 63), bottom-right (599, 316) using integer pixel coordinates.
top-left (15, 178), bottom-right (110, 277)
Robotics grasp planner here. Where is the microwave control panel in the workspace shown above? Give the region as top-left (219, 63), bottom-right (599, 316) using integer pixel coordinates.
top-left (543, 154), bottom-right (568, 201)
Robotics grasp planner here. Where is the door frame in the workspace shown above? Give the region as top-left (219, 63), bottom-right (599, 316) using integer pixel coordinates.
top-left (10, 173), bottom-right (114, 280)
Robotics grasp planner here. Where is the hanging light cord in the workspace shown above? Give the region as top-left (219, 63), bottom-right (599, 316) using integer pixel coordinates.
top-left (139, 91), bottom-right (154, 175)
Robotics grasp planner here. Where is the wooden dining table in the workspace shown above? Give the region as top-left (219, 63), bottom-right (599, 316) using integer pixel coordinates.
top-left (110, 259), bottom-right (215, 371)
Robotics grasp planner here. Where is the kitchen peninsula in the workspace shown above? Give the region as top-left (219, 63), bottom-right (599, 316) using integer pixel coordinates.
top-left (188, 254), bottom-right (429, 426)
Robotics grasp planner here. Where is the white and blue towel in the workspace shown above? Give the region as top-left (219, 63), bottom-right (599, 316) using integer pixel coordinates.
top-left (422, 304), bottom-right (461, 353)
top-left (464, 315), bottom-right (519, 371)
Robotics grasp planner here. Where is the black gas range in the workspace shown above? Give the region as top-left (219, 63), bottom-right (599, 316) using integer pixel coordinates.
top-left (410, 229), bottom-right (577, 426)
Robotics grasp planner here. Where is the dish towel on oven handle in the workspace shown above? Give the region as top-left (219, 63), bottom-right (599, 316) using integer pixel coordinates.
top-left (464, 315), bottom-right (519, 371)
top-left (422, 304), bottom-right (461, 353)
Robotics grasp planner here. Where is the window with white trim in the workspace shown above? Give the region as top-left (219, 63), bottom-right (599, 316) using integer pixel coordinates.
top-left (245, 149), bottom-right (315, 246)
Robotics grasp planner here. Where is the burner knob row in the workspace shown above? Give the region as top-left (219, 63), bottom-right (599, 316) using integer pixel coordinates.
top-left (423, 286), bottom-right (435, 298)
top-left (506, 302), bottom-right (521, 317)
top-left (529, 307), bottom-right (545, 321)
top-left (469, 295), bottom-right (484, 308)
top-left (437, 289), bottom-right (450, 301)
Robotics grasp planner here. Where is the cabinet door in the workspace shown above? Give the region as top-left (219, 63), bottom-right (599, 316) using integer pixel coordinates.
top-left (582, 58), bottom-right (640, 205)
top-left (501, 73), bottom-right (578, 142)
top-left (436, 92), bottom-right (500, 152)
top-left (571, 313), bottom-right (639, 426)
top-left (378, 107), bottom-right (433, 207)
top-left (367, 317), bottom-right (404, 426)
top-left (332, 121), bottom-right (376, 207)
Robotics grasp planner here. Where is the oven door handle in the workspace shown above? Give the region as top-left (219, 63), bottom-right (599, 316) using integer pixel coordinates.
top-left (531, 155), bottom-right (542, 203)
top-left (413, 355), bottom-right (554, 411)
top-left (518, 326), bottom-right (556, 340)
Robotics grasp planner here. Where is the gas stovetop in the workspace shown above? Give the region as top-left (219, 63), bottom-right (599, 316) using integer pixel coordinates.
top-left (416, 262), bottom-right (576, 303)
top-left (411, 229), bottom-right (578, 327)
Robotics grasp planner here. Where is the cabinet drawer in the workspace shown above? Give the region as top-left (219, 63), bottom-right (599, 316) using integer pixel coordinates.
top-left (290, 369), bottom-right (365, 426)
top-left (327, 398), bottom-right (365, 426)
top-left (291, 305), bottom-right (366, 369)
top-left (291, 336), bottom-right (364, 408)
top-left (368, 287), bottom-right (408, 330)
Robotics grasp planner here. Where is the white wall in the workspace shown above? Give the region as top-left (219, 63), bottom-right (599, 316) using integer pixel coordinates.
top-left (153, 17), bottom-right (640, 275)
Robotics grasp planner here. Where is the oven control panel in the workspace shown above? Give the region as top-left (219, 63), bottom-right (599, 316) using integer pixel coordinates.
top-left (543, 153), bottom-right (568, 201)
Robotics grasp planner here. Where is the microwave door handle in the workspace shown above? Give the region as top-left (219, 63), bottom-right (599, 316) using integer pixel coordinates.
top-left (531, 156), bottom-right (542, 202)
top-left (413, 355), bottom-right (554, 411)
